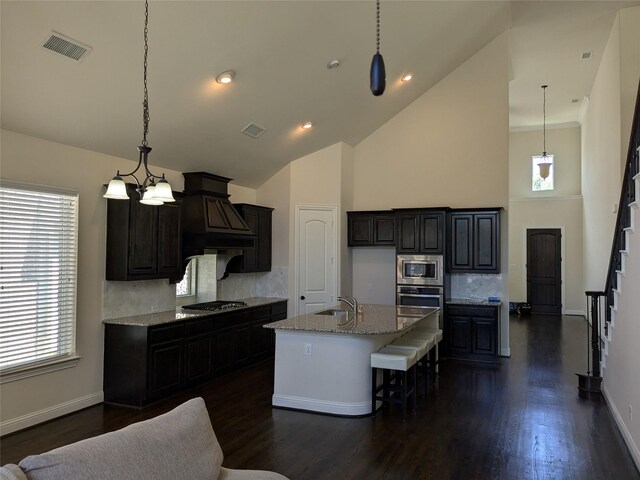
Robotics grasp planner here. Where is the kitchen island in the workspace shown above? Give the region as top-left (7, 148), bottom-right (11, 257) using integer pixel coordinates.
top-left (264, 304), bottom-right (439, 416)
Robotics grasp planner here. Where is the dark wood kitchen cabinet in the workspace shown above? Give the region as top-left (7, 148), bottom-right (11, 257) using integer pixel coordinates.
top-left (396, 209), bottom-right (446, 254)
top-left (448, 209), bottom-right (501, 273)
top-left (227, 204), bottom-right (273, 273)
top-left (106, 184), bottom-right (183, 282)
top-left (347, 211), bottom-right (396, 246)
top-left (212, 310), bottom-right (252, 375)
top-left (104, 301), bottom-right (287, 407)
top-left (445, 304), bottom-right (500, 364)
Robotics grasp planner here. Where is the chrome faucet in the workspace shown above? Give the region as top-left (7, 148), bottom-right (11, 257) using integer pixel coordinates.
top-left (337, 296), bottom-right (358, 314)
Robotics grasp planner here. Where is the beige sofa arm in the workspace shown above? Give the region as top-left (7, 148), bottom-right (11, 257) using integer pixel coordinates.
top-left (0, 464), bottom-right (29, 480)
top-left (218, 466), bottom-right (289, 480)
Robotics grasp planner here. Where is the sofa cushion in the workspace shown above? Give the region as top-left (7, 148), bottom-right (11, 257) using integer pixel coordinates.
top-left (18, 397), bottom-right (223, 480)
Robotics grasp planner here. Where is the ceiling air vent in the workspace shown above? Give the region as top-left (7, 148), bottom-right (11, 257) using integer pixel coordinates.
top-left (42, 31), bottom-right (92, 62)
top-left (581, 51), bottom-right (593, 60)
top-left (241, 123), bottom-right (266, 139)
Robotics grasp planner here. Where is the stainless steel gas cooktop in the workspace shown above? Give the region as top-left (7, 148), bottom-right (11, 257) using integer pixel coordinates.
top-left (181, 301), bottom-right (248, 312)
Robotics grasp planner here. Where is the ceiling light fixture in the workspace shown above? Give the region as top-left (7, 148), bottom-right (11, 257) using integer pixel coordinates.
top-left (369, 0), bottom-right (386, 96)
top-left (538, 85), bottom-right (551, 180)
top-left (401, 73), bottom-right (413, 82)
top-left (302, 122), bottom-right (313, 129)
top-left (104, 0), bottom-right (174, 205)
top-left (216, 70), bottom-right (235, 84)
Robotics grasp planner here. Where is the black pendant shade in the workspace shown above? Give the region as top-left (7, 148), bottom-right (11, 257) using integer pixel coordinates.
top-left (370, 52), bottom-right (386, 96)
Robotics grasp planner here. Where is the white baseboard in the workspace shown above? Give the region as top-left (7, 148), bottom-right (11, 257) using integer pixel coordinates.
top-left (500, 347), bottom-right (511, 357)
top-left (602, 385), bottom-right (640, 472)
top-left (0, 392), bottom-right (103, 436)
top-left (272, 394), bottom-right (370, 416)
top-left (565, 309), bottom-right (586, 316)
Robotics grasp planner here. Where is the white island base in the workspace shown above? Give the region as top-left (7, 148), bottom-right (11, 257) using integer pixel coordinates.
top-left (268, 305), bottom-right (440, 416)
top-left (272, 330), bottom-right (399, 416)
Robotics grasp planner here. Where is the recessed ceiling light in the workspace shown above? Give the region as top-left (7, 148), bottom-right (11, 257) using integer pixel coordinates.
top-left (581, 51), bottom-right (593, 60)
top-left (301, 121), bottom-right (313, 129)
top-left (216, 70), bottom-right (235, 84)
top-left (327, 59), bottom-right (340, 69)
top-left (401, 73), bottom-right (413, 82)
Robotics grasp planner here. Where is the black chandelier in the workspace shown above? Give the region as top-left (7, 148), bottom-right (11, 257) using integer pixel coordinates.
top-left (104, 0), bottom-right (174, 205)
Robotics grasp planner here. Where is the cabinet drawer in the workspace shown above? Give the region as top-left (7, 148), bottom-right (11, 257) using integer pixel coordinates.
top-left (214, 310), bottom-right (251, 330)
top-left (252, 306), bottom-right (271, 321)
top-left (150, 324), bottom-right (184, 344)
top-left (185, 317), bottom-right (212, 337)
top-left (271, 302), bottom-right (287, 319)
top-left (448, 305), bottom-right (497, 318)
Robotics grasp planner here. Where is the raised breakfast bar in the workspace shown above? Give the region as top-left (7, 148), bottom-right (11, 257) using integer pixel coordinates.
top-left (264, 305), bottom-right (439, 416)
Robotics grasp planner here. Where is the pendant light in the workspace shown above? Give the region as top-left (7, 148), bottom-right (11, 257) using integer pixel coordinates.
top-left (369, 0), bottom-right (386, 96)
top-left (103, 0), bottom-right (174, 205)
top-left (538, 85), bottom-right (551, 180)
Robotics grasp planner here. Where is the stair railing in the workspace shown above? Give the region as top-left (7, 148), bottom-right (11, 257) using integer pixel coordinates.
top-left (604, 78), bottom-right (640, 332)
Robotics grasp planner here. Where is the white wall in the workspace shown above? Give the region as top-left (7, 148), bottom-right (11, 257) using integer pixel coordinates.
top-left (508, 198), bottom-right (584, 313)
top-left (588, 5), bottom-right (640, 470)
top-left (582, 14), bottom-right (622, 293)
top-left (351, 33), bottom-right (510, 351)
top-left (509, 127), bottom-right (582, 198)
top-left (508, 127), bottom-right (583, 313)
top-left (0, 129), bottom-right (185, 432)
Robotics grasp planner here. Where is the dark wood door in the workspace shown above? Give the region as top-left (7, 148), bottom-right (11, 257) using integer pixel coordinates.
top-left (373, 215), bottom-right (396, 245)
top-left (128, 202), bottom-right (158, 275)
top-left (148, 340), bottom-right (184, 400)
top-left (257, 207), bottom-right (272, 271)
top-left (242, 207), bottom-right (259, 271)
top-left (474, 213), bottom-right (499, 271)
top-left (527, 229), bottom-right (562, 314)
top-left (450, 214), bottom-right (473, 270)
top-left (420, 212), bottom-right (445, 254)
top-left (348, 214), bottom-right (373, 246)
top-left (157, 202), bottom-right (182, 276)
top-left (397, 214), bottom-right (419, 252)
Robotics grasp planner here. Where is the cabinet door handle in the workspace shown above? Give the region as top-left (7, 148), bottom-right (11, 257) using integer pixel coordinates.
top-left (300, 295), bottom-right (306, 300)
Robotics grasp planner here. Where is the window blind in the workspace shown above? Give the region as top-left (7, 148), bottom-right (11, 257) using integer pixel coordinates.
top-left (0, 180), bottom-right (79, 372)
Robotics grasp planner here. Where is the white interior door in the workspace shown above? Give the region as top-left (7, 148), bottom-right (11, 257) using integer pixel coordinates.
top-left (296, 206), bottom-right (337, 315)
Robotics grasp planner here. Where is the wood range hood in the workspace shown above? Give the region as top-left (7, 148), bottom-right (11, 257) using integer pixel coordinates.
top-left (181, 172), bottom-right (255, 260)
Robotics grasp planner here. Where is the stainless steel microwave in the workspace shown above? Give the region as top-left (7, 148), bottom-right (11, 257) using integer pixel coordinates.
top-left (396, 254), bottom-right (443, 286)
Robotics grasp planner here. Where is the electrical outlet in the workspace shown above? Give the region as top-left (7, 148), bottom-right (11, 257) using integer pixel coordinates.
top-left (629, 405), bottom-right (633, 422)
top-left (304, 343), bottom-right (312, 356)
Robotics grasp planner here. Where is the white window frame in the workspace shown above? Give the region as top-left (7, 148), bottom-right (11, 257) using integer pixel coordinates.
top-left (532, 154), bottom-right (554, 192)
top-left (0, 179), bottom-right (81, 384)
top-left (176, 258), bottom-right (197, 298)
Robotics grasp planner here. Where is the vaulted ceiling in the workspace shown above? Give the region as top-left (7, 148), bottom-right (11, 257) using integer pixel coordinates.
top-left (1, 1), bottom-right (637, 187)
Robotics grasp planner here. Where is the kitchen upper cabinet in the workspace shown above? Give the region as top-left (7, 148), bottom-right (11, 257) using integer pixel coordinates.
top-left (347, 211), bottom-right (396, 246)
top-left (227, 204), bottom-right (273, 273)
top-left (445, 304), bottom-right (500, 363)
top-left (106, 184), bottom-right (183, 282)
top-left (396, 210), bottom-right (445, 254)
top-left (448, 209), bottom-right (501, 273)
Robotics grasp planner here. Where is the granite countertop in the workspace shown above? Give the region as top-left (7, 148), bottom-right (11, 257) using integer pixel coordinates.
top-left (103, 297), bottom-right (288, 327)
top-left (264, 305), bottom-right (439, 336)
top-left (447, 298), bottom-right (503, 306)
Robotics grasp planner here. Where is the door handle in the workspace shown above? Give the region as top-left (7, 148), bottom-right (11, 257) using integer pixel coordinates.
top-left (300, 295), bottom-right (306, 300)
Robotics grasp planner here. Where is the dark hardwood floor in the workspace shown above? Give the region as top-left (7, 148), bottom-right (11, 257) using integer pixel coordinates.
top-left (2, 314), bottom-right (639, 479)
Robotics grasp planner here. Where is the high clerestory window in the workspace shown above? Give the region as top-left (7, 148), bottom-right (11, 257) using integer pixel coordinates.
top-left (532, 154), bottom-right (554, 191)
top-left (0, 180), bottom-right (79, 379)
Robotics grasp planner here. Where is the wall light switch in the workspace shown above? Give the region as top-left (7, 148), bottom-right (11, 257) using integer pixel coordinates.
top-left (304, 343), bottom-right (312, 356)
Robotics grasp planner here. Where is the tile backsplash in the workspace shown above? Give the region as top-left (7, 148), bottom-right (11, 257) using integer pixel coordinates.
top-left (450, 273), bottom-right (502, 301)
top-left (257, 267), bottom-right (288, 299)
top-left (103, 279), bottom-right (176, 320)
